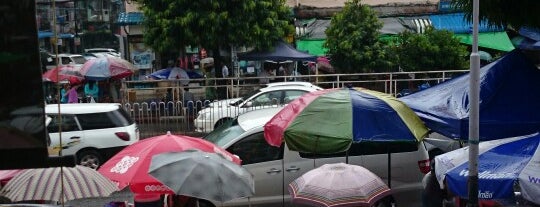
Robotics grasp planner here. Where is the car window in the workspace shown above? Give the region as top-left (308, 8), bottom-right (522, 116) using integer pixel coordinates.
top-left (71, 56), bottom-right (87, 64)
top-left (47, 114), bottom-right (79, 133)
top-left (283, 90), bottom-right (310, 104)
top-left (299, 142), bottom-right (420, 158)
top-left (76, 108), bottom-right (134, 130)
top-left (61, 57), bottom-right (71, 65)
top-left (204, 119), bottom-right (244, 147)
top-left (251, 91), bottom-right (282, 107)
top-left (226, 132), bottom-right (283, 165)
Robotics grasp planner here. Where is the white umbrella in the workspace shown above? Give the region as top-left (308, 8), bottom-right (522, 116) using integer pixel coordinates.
top-left (0, 165), bottom-right (118, 202)
top-left (289, 163), bottom-right (392, 207)
top-left (148, 150), bottom-right (254, 203)
top-left (167, 67), bottom-right (190, 86)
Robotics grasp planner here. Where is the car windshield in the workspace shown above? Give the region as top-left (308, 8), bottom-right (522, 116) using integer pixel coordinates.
top-left (230, 89), bottom-right (261, 106)
top-left (203, 119), bottom-right (245, 147)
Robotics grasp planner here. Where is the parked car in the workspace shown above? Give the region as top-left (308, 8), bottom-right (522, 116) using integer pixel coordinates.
top-left (45, 54), bottom-right (87, 70)
top-left (194, 83), bottom-right (323, 132)
top-left (84, 48), bottom-right (121, 58)
top-left (46, 103), bottom-right (139, 169)
top-left (202, 107), bottom-right (431, 207)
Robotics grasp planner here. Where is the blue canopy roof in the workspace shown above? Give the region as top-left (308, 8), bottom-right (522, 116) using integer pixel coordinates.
top-left (117, 12), bottom-right (144, 26)
top-left (38, 31), bottom-right (74, 39)
top-left (238, 41), bottom-right (317, 62)
top-left (399, 50), bottom-right (540, 141)
top-left (429, 13), bottom-right (504, 34)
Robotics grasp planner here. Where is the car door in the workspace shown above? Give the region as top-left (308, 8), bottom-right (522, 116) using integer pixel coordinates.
top-left (47, 114), bottom-right (84, 156)
top-left (225, 132), bottom-right (284, 207)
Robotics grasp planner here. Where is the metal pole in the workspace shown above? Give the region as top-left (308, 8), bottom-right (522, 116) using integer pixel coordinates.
top-left (468, 0), bottom-right (480, 206)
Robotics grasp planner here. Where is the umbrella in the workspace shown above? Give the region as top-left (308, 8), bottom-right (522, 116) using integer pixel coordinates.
top-left (264, 87), bottom-right (428, 154)
top-left (0, 165), bottom-right (118, 202)
top-left (42, 65), bottom-right (84, 85)
top-left (434, 132), bottom-right (540, 205)
top-left (478, 50), bottom-right (493, 62)
top-left (98, 131), bottom-right (241, 194)
top-left (148, 67), bottom-right (191, 85)
top-left (289, 163), bottom-right (392, 207)
top-left (148, 150), bottom-right (254, 202)
top-left (80, 57), bottom-right (137, 80)
top-left (0, 170), bottom-right (22, 187)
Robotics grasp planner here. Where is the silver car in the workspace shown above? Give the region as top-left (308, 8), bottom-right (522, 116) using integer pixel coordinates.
top-left (203, 107), bottom-right (431, 207)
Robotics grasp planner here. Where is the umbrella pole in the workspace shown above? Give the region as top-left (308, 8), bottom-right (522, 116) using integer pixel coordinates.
top-left (387, 150), bottom-right (392, 188)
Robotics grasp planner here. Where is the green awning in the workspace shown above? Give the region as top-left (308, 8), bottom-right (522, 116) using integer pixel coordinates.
top-left (454, 32), bottom-right (515, 52)
top-left (296, 39), bottom-right (327, 56)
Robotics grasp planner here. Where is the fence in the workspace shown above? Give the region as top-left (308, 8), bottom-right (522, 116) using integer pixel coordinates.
top-left (121, 70), bottom-right (468, 138)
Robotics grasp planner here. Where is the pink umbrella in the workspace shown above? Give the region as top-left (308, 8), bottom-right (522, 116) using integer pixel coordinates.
top-left (98, 131), bottom-right (241, 194)
top-left (0, 169), bottom-right (22, 187)
top-left (42, 65), bottom-right (84, 85)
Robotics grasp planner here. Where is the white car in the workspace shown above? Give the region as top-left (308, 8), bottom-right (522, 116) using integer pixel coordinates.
top-left (201, 107), bottom-right (431, 207)
top-left (46, 103), bottom-right (139, 169)
top-left (194, 83), bottom-right (323, 133)
top-left (45, 54), bottom-right (87, 70)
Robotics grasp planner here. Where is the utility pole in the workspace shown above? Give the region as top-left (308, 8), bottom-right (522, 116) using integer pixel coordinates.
top-left (467, 0), bottom-right (480, 206)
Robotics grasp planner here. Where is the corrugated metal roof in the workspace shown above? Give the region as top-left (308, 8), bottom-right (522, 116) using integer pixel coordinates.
top-left (429, 13), bottom-right (504, 34)
top-left (117, 12), bottom-right (144, 26)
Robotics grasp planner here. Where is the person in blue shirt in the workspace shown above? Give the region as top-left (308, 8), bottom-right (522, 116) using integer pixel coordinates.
top-left (84, 80), bottom-right (99, 102)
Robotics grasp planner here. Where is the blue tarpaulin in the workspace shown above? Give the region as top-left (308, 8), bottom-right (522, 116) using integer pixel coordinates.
top-left (38, 31), bottom-right (74, 39)
top-left (399, 50), bottom-right (540, 141)
top-left (238, 41), bottom-right (317, 62)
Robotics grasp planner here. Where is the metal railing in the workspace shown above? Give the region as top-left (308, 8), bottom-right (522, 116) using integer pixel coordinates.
top-left (121, 70), bottom-right (468, 138)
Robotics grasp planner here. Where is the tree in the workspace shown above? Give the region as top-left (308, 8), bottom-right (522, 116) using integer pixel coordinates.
top-left (393, 28), bottom-right (468, 72)
top-left (324, 0), bottom-right (386, 73)
top-left (138, 0), bottom-right (294, 54)
top-left (452, 0), bottom-right (540, 29)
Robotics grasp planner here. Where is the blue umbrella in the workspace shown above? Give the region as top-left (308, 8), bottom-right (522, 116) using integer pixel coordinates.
top-left (148, 67), bottom-right (191, 85)
top-left (434, 132), bottom-right (540, 204)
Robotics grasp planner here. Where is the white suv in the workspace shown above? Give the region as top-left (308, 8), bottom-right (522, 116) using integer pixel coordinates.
top-left (202, 107), bottom-right (431, 207)
top-left (84, 48), bottom-right (121, 58)
top-left (194, 83), bottom-right (322, 132)
top-left (46, 103), bottom-right (139, 169)
top-left (45, 54), bottom-right (87, 70)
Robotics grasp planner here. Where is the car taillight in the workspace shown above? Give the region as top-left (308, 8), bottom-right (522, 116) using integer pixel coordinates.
top-left (115, 132), bottom-right (130, 141)
top-left (418, 159), bottom-right (430, 174)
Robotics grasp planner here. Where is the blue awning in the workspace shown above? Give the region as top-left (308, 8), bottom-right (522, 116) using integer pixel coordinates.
top-left (38, 31), bottom-right (75, 39)
top-left (429, 13), bottom-right (504, 34)
top-left (117, 12), bottom-right (144, 26)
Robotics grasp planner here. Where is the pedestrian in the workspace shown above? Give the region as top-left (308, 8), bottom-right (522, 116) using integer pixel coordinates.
top-left (216, 59), bottom-right (229, 99)
top-left (422, 160), bottom-right (445, 207)
top-left (60, 84), bottom-right (69, 103)
top-left (84, 80), bottom-right (99, 103)
top-left (67, 85), bottom-right (80, 103)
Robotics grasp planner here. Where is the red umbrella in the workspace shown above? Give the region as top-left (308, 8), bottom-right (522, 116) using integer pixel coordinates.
top-left (42, 65), bottom-right (84, 85)
top-left (98, 131), bottom-right (241, 194)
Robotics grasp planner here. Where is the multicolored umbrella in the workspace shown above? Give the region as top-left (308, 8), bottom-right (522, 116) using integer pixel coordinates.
top-left (42, 65), bottom-right (84, 85)
top-left (80, 57), bottom-right (137, 80)
top-left (434, 132), bottom-right (540, 205)
top-left (98, 131), bottom-right (241, 194)
top-left (264, 87), bottom-right (428, 154)
top-left (289, 163), bottom-right (392, 207)
top-left (0, 165), bottom-right (118, 202)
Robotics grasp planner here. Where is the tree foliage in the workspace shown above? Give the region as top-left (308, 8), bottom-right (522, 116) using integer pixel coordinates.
top-left (393, 28), bottom-right (468, 71)
top-left (452, 0), bottom-right (540, 29)
top-left (137, 0), bottom-right (294, 53)
top-left (324, 0), bottom-right (386, 73)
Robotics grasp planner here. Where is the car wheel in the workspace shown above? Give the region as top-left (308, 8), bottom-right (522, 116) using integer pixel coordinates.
top-left (214, 118), bottom-right (232, 130)
top-left (77, 150), bottom-right (102, 169)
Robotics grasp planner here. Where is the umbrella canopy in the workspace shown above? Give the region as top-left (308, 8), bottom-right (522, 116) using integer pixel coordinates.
top-left (80, 57), bottom-right (136, 81)
top-left (148, 150), bottom-right (255, 202)
top-left (289, 163), bottom-right (392, 207)
top-left (0, 165), bottom-right (118, 202)
top-left (0, 170), bottom-right (22, 187)
top-left (148, 67), bottom-right (190, 85)
top-left (98, 132), bottom-right (241, 194)
top-left (42, 65), bottom-right (84, 85)
top-left (434, 132), bottom-right (540, 204)
top-left (264, 87), bottom-right (428, 154)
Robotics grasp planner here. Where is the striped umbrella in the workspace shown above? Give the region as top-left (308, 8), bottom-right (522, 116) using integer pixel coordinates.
top-left (0, 165), bottom-right (118, 202)
top-left (289, 163), bottom-right (392, 207)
